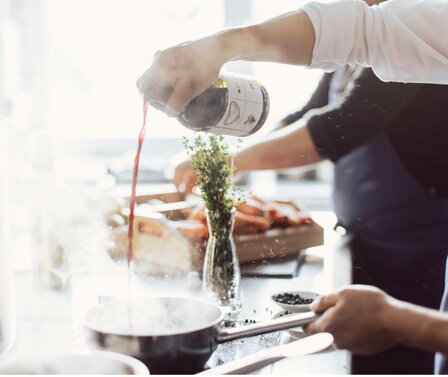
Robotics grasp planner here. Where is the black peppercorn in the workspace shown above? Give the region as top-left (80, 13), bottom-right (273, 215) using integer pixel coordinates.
top-left (273, 293), bottom-right (315, 306)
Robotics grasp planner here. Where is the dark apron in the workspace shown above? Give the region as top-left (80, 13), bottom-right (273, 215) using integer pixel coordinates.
top-left (333, 133), bottom-right (448, 374)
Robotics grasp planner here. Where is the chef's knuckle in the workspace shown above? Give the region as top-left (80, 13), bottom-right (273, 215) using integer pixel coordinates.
top-left (180, 78), bottom-right (200, 98)
top-left (333, 339), bottom-right (343, 350)
top-left (340, 288), bottom-right (355, 301)
top-left (188, 78), bottom-right (200, 92)
top-left (315, 318), bottom-right (331, 333)
top-left (305, 323), bottom-right (316, 334)
top-left (318, 295), bottom-right (331, 307)
top-left (333, 336), bottom-right (349, 350)
top-left (153, 49), bottom-right (162, 59)
top-left (156, 49), bottom-right (178, 69)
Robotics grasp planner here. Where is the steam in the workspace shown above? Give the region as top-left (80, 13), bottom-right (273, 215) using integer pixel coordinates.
top-left (52, 185), bottom-right (120, 274)
top-left (84, 297), bottom-right (221, 336)
top-left (30, 132), bottom-right (124, 288)
top-left (33, 178), bottom-right (121, 286)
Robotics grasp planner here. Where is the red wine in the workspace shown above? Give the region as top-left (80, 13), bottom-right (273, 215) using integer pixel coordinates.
top-left (128, 102), bottom-right (149, 267)
top-left (126, 102), bottom-right (149, 329)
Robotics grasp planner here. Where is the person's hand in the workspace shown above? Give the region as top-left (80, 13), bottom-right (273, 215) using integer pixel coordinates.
top-left (307, 285), bottom-right (397, 355)
top-left (173, 158), bottom-right (197, 194)
top-left (136, 35), bottom-right (229, 115)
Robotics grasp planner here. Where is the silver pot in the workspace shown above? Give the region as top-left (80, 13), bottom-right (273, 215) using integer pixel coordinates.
top-left (83, 297), bottom-right (319, 374)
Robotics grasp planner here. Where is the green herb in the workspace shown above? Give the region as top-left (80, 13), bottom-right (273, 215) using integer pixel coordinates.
top-left (184, 134), bottom-right (243, 240)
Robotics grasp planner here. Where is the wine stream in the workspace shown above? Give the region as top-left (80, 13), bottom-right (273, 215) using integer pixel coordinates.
top-left (127, 101), bottom-right (149, 328)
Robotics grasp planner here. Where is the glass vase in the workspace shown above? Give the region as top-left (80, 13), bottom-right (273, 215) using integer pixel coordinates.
top-left (202, 208), bottom-right (242, 314)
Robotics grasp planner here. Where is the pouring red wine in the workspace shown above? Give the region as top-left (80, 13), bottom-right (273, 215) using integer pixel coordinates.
top-left (89, 73), bottom-right (300, 373)
top-left (126, 101), bottom-right (149, 328)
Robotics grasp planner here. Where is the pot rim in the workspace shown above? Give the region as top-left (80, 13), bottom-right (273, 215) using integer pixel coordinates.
top-left (82, 296), bottom-right (225, 338)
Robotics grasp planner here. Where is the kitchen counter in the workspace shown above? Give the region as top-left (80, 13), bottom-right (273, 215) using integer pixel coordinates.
top-left (2, 211), bottom-right (352, 374)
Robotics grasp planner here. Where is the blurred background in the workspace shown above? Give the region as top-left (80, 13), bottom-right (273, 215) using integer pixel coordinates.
top-left (0, 0), bottom-right (333, 273)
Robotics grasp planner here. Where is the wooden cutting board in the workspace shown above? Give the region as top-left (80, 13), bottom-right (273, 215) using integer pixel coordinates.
top-left (234, 221), bottom-right (323, 264)
top-left (119, 190), bottom-right (324, 267)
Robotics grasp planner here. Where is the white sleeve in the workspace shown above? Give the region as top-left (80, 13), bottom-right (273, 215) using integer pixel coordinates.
top-left (303, 0), bottom-right (448, 84)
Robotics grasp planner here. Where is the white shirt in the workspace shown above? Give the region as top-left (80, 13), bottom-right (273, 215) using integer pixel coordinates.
top-left (303, 0), bottom-right (448, 84)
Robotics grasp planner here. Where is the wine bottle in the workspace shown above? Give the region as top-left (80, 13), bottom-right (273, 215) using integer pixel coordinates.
top-left (139, 72), bottom-right (269, 137)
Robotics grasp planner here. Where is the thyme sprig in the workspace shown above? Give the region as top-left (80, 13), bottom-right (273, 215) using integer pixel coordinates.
top-left (184, 134), bottom-right (243, 240)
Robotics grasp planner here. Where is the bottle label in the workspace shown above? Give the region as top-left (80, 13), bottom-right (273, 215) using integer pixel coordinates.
top-left (212, 73), bottom-right (265, 137)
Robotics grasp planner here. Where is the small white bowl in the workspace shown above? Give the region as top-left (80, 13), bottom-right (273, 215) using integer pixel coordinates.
top-left (271, 291), bottom-right (320, 313)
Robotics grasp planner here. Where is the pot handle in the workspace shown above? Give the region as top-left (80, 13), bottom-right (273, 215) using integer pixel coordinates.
top-left (216, 311), bottom-right (320, 343)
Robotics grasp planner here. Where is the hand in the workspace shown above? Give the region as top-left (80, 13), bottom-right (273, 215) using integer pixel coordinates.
top-left (172, 157), bottom-right (197, 194)
top-left (307, 285), bottom-right (397, 355)
top-left (165, 151), bottom-right (197, 194)
top-left (136, 35), bottom-right (228, 115)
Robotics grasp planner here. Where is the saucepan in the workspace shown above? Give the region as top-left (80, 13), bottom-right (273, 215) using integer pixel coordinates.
top-left (83, 297), bottom-right (320, 374)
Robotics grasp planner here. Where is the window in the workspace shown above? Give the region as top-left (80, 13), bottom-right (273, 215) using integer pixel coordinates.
top-left (3, 0), bottom-right (329, 272)
top-left (41, 0), bottom-right (226, 139)
top-left (5, 0), bottom-right (325, 181)
top-left (9, 0), bottom-right (322, 140)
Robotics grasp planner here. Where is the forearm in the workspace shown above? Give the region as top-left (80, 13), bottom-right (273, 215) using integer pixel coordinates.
top-left (223, 0), bottom-right (448, 84)
top-left (139, 12), bottom-right (315, 114)
top-left (234, 122), bottom-right (321, 172)
top-left (218, 11), bottom-right (315, 66)
top-left (384, 298), bottom-right (448, 355)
